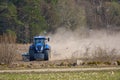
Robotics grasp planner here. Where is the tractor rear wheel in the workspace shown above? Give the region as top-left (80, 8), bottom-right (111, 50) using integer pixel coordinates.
top-left (44, 50), bottom-right (50, 60)
top-left (29, 49), bottom-right (35, 61)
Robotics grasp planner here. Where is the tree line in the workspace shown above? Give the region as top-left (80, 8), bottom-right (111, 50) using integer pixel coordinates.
top-left (0, 0), bottom-right (120, 43)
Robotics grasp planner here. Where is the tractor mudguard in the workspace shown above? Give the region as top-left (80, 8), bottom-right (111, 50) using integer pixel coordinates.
top-left (45, 44), bottom-right (51, 50)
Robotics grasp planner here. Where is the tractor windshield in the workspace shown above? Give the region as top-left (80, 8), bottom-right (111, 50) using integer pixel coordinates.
top-left (34, 38), bottom-right (45, 44)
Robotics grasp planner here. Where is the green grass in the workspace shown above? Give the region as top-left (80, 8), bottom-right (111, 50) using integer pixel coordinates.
top-left (0, 71), bottom-right (120, 80)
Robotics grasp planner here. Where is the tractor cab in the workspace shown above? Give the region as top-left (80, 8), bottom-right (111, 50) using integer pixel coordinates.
top-left (34, 36), bottom-right (46, 44)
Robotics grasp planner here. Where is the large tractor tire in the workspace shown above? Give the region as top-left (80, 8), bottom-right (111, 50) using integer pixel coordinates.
top-left (44, 50), bottom-right (50, 60)
top-left (29, 49), bottom-right (35, 61)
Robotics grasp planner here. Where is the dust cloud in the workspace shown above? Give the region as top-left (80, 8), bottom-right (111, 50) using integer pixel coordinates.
top-left (48, 27), bottom-right (120, 60)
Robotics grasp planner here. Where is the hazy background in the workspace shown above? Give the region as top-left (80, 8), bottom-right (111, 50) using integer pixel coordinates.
top-left (0, 0), bottom-right (120, 43)
top-left (49, 28), bottom-right (120, 60)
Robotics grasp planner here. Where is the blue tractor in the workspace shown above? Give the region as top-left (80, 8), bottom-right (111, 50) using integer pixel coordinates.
top-left (22, 36), bottom-right (51, 61)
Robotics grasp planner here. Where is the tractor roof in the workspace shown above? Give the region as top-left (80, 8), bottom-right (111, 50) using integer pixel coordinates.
top-left (34, 36), bottom-right (46, 39)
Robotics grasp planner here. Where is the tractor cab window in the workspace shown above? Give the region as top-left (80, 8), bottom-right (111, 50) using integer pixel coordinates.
top-left (34, 38), bottom-right (45, 44)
